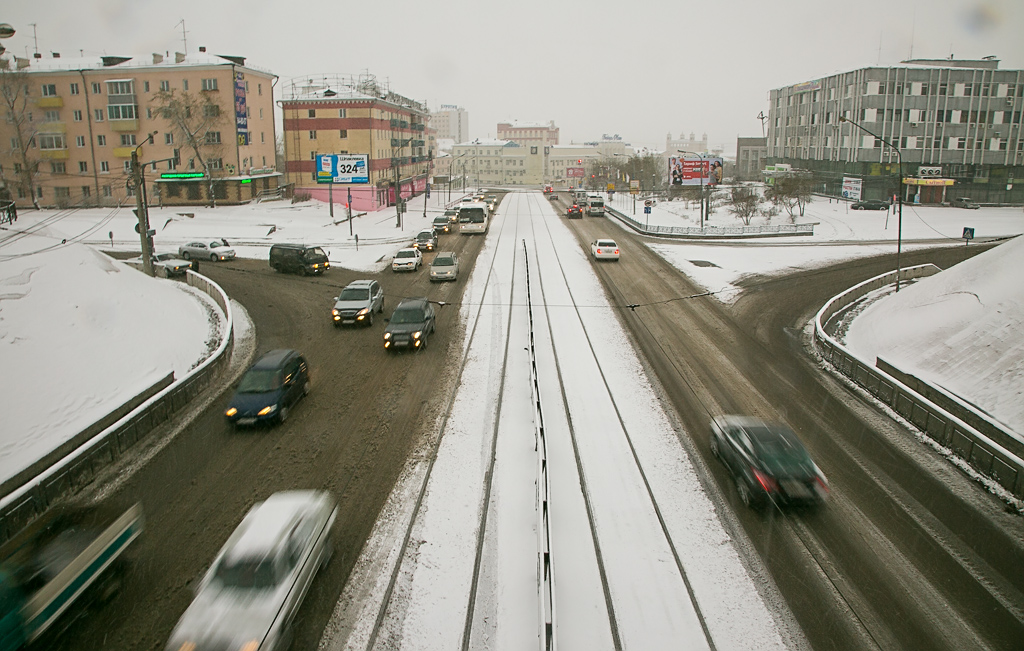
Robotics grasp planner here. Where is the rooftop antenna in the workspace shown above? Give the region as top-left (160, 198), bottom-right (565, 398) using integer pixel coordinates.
top-left (176, 19), bottom-right (187, 56)
top-left (29, 22), bottom-right (37, 55)
top-left (757, 111), bottom-right (768, 138)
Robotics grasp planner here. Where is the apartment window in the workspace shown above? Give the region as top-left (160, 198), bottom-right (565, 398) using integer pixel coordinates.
top-left (69, 82), bottom-right (80, 95)
top-left (208, 158), bottom-right (222, 170)
top-left (160, 80), bottom-right (170, 92)
top-left (981, 84), bottom-right (991, 97)
top-left (82, 186), bottom-right (91, 198)
top-left (244, 81), bottom-right (249, 92)
top-left (90, 82), bottom-right (102, 95)
top-left (97, 134), bottom-right (106, 146)
top-left (310, 151), bottom-right (317, 160)
top-left (170, 150), bottom-right (179, 170)
top-left (201, 78), bottom-right (218, 91)
top-left (106, 80), bottom-right (133, 95)
top-left (100, 161), bottom-right (109, 172)
top-left (55, 187), bottom-right (70, 199)
top-left (339, 108), bottom-right (346, 118)
top-left (43, 110), bottom-right (60, 122)
top-left (258, 83), bottom-right (262, 96)
top-left (308, 109), bottom-right (316, 118)
top-left (182, 79), bottom-right (189, 91)
top-left (51, 162), bottom-right (66, 174)
top-left (203, 104), bottom-right (220, 117)
top-left (165, 133), bottom-right (174, 145)
top-left (107, 104), bottom-right (136, 120)
top-left (94, 108), bottom-right (104, 122)
top-left (204, 131), bottom-right (221, 144)
top-left (124, 161), bottom-right (132, 172)
top-left (143, 81), bottom-right (150, 92)
top-left (339, 129), bottom-right (348, 138)
top-left (42, 84), bottom-right (57, 96)
top-left (261, 132), bottom-right (265, 143)
top-left (103, 185), bottom-right (112, 196)
top-left (309, 130), bottom-right (317, 139)
top-left (13, 162), bottom-right (21, 173)
top-left (73, 109), bottom-right (82, 122)
top-left (79, 161), bottom-right (88, 172)
top-left (120, 134), bottom-right (137, 146)
top-left (76, 135), bottom-right (86, 147)
top-left (259, 108), bottom-right (263, 119)
top-left (146, 107), bottom-right (152, 119)
top-left (39, 134), bottom-right (66, 150)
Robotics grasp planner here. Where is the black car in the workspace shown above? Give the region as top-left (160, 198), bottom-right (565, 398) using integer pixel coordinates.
top-left (269, 243), bottom-right (330, 275)
top-left (566, 204), bottom-right (583, 218)
top-left (850, 199), bottom-right (889, 210)
top-left (383, 297), bottom-right (436, 352)
top-left (710, 416), bottom-right (828, 509)
top-left (225, 349), bottom-right (310, 426)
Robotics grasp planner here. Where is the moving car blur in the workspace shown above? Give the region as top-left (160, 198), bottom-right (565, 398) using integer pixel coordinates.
top-left (225, 349), bottom-right (310, 426)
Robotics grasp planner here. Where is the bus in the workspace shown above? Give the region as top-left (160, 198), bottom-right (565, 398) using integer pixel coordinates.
top-left (459, 204), bottom-right (488, 234)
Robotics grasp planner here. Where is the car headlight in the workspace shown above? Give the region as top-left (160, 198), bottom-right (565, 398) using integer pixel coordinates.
top-left (357, 308), bottom-right (369, 316)
top-left (257, 404), bottom-right (278, 416)
top-left (332, 309), bottom-right (340, 317)
top-left (383, 332), bottom-right (391, 340)
top-left (412, 331), bottom-right (421, 339)
top-left (225, 407), bottom-right (237, 417)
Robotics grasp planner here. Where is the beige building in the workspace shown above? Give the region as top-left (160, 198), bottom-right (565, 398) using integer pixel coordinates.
top-left (431, 105), bottom-right (469, 143)
top-left (497, 120), bottom-right (559, 149)
top-left (0, 49), bottom-right (279, 208)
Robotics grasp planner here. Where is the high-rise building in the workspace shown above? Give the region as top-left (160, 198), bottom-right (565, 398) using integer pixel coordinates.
top-left (767, 58), bottom-right (1024, 204)
top-left (0, 49), bottom-right (279, 208)
top-left (279, 74), bottom-right (433, 211)
top-left (431, 105), bottom-right (469, 143)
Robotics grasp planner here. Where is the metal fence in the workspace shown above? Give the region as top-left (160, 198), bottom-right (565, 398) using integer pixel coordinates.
top-left (0, 268), bottom-right (235, 545)
top-left (813, 265), bottom-right (1023, 498)
top-left (605, 203), bottom-right (815, 238)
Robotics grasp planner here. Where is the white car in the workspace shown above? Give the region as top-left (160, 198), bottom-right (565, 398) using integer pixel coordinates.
top-left (152, 252), bottom-right (192, 277)
top-left (164, 491), bottom-right (337, 651)
top-left (591, 239), bottom-right (620, 261)
top-left (392, 247), bottom-right (422, 272)
top-left (178, 239), bottom-right (236, 262)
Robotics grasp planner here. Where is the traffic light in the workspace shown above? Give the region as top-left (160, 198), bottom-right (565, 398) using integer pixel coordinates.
top-left (577, 159), bottom-right (582, 164)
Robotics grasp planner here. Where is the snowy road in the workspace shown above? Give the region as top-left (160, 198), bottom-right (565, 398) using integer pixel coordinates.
top-left (326, 192), bottom-right (789, 650)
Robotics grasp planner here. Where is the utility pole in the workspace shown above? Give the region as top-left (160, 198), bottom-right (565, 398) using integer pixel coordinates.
top-left (131, 150), bottom-right (155, 276)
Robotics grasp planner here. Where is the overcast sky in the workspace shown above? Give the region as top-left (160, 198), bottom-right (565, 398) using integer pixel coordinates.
top-left (4, 0), bottom-right (1023, 155)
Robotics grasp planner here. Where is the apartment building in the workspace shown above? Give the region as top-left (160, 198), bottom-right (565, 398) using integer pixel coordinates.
top-left (431, 104), bottom-right (469, 143)
top-left (767, 58), bottom-right (1024, 204)
top-left (450, 139), bottom-right (543, 186)
top-left (0, 49), bottom-right (278, 208)
top-left (279, 74), bottom-right (433, 212)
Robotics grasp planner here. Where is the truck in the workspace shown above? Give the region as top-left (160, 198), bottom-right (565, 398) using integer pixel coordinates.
top-left (0, 502), bottom-right (143, 649)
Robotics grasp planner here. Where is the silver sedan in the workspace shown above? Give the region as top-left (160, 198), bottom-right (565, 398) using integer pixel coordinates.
top-left (178, 239), bottom-right (236, 261)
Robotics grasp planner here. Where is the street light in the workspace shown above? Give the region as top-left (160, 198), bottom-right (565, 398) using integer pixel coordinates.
top-left (678, 150), bottom-right (706, 228)
top-left (839, 116), bottom-right (904, 291)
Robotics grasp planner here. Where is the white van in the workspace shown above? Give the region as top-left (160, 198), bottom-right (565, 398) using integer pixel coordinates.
top-left (587, 197), bottom-right (605, 216)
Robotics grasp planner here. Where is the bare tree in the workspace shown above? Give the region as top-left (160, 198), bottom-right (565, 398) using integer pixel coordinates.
top-left (765, 172), bottom-right (814, 220)
top-left (725, 186), bottom-right (763, 225)
top-left (0, 64), bottom-right (40, 208)
top-left (151, 89), bottom-right (226, 206)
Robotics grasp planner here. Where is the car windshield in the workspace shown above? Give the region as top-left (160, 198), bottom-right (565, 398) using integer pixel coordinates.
top-left (417, 233), bottom-right (433, 241)
top-left (214, 555), bottom-right (279, 589)
top-left (396, 250), bottom-right (417, 259)
top-left (391, 307), bottom-right (425, 324)
top-left (597, 240), bottom-right (616, 247)
top-left (237, 368), bottom-right (281, 393)
top-left (433, 256), bottom-right (455, 267)
top-left (304, 247), bottom-right (326, 259)
top-left (210, 241), bottom-right (226, 248)
top-left (338, 288), bottom-right (369, 301)
top-left (749, 427), bottom-right (812, 471)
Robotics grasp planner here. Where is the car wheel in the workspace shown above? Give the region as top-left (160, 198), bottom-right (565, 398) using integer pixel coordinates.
top-left (379, 300), bottom-right (384, 313)
top-left (366, 311), bottom-right (374, 327)
top-left (419, 334), bottom-right (428, 350)
top-left (278, 405), bottom-right (290, 424)
top-left (210, 254), bottom-right (218, 262)
top-left (302, 379), bottom-right (311, 396)
top-left (709, 434), bottom-right (720, 459)
top-left (181, 251), bottom-right (190, 260)
top-left (736, 477), bottom-right (754, 509)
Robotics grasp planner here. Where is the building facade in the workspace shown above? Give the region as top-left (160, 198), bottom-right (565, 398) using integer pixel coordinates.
top-left (0, 49), bottom-right (279, 209)
top-left (430, 105), bottom-right (469, 143)
top-left (736, 137), bottom-right (768, 181)
top-left (279, 74), bottom-right (433, 212)
top-left (767, 59), bottom-right (1024, 204)
top-left (496, 121), bottom-right (559, 149)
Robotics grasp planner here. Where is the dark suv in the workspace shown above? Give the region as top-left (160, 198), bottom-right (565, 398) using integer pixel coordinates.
top-left (225, 349), bottom-right (310, 426)
top-left (269, 243), bottom-right (330, 275)
top-left (383, 298), bottom-right (436, 352)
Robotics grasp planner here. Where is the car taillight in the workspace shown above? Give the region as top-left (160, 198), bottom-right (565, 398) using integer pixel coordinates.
top-left (813, 474), bottom-right (829, 493)
top-left (752, 468), bottom-right (778, 493)
top-left (614, 249), bottom-right (619, 254)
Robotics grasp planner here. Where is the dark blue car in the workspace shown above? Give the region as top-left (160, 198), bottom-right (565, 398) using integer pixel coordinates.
top-left (225, 349), bottom-right (310, 426)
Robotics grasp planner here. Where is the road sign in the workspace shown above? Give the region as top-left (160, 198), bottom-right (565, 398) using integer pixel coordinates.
top-left (644, 206), bottom-right (652, 215)
top-left (963, 227), bottom-right (975, 240)
top-left (644, 199), bottom-right (653, 207)
top-left (630, 180), bottom-right (640, 195)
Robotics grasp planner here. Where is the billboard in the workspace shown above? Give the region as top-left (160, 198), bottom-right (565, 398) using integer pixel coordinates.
top-left (234, 73), bottom-right (248, 133)
top-left (668, 156), bottom-right (724, 186)
top-left (841, 176), bottom-right (863, 200)
top-left (567, 167), bottom-right (585, 178)
top-left (316, 154), bottom-right (369, 184)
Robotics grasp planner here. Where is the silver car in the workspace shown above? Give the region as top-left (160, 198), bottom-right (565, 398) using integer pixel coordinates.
top-left (165, 491), bottom-right (337, 651)
top-left (152, 252), bottom-right (192, 277)
top-left (332, 279), bottom-right (384, 327)
top-left (429, 251), bottom-right (459, 282)
top-left (179, 238), bottom-right (236, 261)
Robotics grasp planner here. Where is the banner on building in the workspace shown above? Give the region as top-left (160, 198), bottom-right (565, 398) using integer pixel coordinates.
top-left (317, 154), bottom-right (370, 184)
top-left (234, 73), bottom-right (248, 134)
top-left (841, 176), bottom-right (863, 200)
top-left (669, 156), bottom-right (724, 186)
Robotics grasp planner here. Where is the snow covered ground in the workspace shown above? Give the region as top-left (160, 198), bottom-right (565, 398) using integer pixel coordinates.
top-left (1, 188), bottom-right (1021, 648)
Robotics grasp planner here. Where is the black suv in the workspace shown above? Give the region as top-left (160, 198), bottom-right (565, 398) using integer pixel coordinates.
top-left (225, 349), bottom-right (310, 426)
top-left (269, 243), bottom-right (330, 275)
top-left (383, 298), bottom-right (436, 352)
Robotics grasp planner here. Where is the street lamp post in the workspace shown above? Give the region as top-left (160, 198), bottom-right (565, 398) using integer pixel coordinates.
top-left (839, 116), bottom-right (904, 291)
top-left (678, 150), bottom-right (706, 228)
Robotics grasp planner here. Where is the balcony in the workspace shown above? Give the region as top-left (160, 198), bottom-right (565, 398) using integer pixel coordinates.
top-left (39, 122), bottom-right (66, 133)
top-left (37, 96), bottom-right (63, 108)
top-left (110, 119), bottom-right (139, 132)
top-left (40, 149), bottom-right (69, 160)
top-left (112, 146), bottom-right (135, 158)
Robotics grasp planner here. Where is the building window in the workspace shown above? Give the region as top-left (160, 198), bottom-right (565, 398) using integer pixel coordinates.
top-left (92, 82), bottom-right (102, 94)
top-left (261, 132), bottom-right (265, 143)
top-left (39, 134), bottom-right (66, 150)
top-left (97, 134), bottom-right (106, 146)
top-left (309, 130), bottom-right (317, 139)
top-left (107, 104), bottom-right (137, 120)
top-left (160, 80), bottom-right (170, 92)
top-left (259, 108), bottom-right (263, 119)
top-left (203, 104), bottom-right (220, 117)
top-left (120, 134), bottom-right (137, 146)
top-left (201, 78), bottom-right (218, 91)
top-left (79, 161), bottom-right (88, 173)
top-left (70, 82), bottom-right (80, 95)
top-left (310, 151), bottom-right (316, 160)
top-left (55, 187), bottom-right (70, 199)
top-left (94, 108), bottom-right (104, 122)
top-left (101, 161), bottom-right (109, 172)
top-left (204, 131), bottom-right (221, 144)
top-left (76, 135), bottom-right (86, 147)
top-left (258, 83), bottom-right (262, 96)
top-left (106, 80), bottom-right (133, 95)
top-left (165, 133), bottom-right (174, 145)
top-left (308, 109), bottom-right (316, 118)
top-left (208, 158), bottom-right (222, 170)
top-left (183, 79), bottom-right (189, 91)
top-left (82, 185), bottom-right (91, 198)
top-left (43, 110), bottom-right (60, 122)
top-left (124, 161), bottom-right (132, 172)
top-left (339, 108), bottom-right (346, 118)
top-left (339, 129), bottom-right (347, 138)
top-left (73, 109), bottom-right (82, 122)
top-left (51, 162), bottom-right (66, 174)
top-left (42, 84), bottom-right (57, 97)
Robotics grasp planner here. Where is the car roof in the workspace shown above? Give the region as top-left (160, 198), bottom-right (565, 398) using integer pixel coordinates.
top-left (433, 251), bottom-right (456, 259)
top-left (345, 279), bottom-right (375, 289)
top-left (395, 297), bottom-right (430, 309)
top-left (251, 348), bottom-right (298, 370)
top-left (221, 491), bottom-right (326, 561)
top-left (417, 230), bottom-right (434, 236)
top-left (398, 247), bottom-right (419, 253)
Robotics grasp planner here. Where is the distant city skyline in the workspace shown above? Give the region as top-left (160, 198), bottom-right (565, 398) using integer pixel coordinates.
top-left (4, 0), bottom-right (1023, 156)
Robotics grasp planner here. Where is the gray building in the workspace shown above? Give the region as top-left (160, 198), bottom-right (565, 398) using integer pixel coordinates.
top-left (736, 137), bottom-right (768, 181)
top-left (767, 58), bottom-right (1024, 205)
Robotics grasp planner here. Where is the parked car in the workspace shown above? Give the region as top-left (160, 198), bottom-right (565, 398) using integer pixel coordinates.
top-left (332, 279), bottom-right (384, 327)
top-left (432, 216), bottom-right (451, 234)
top-left (152, 252), bottom-right (192, 277)
top-left (850, 199), bottom-right (889, 210)
top-left (225, 349), bottom-right (310, 426)
top-left (429, 252), bottom-right (459, 282)
top-left (269, 243), bottom-right (330, 275)
top-left (953, 197), bottom-right (980, 209)
top-left (383, 297), bottom-right (436, 352)
top-left (179, 239), bottom-right (236, 261)
top-left (392, 247), bottom-right (422, 272)
top-left (709, 415), bottom-right (829, 509)
top-left (591, 239), bottom-right (620, 261)
top-left (413, 229), bottom-right (438, 252)
top-left (566, 204), bottom-right (583, 218)
top-left (164, 491), bottom-right (337, 651)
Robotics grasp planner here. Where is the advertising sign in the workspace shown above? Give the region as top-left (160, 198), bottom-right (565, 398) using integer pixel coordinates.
top-left (841, 176), bottom-right (863, 200)
top-left (316, 154), bottom-right (369, 184)
top-left (630, 180), bottom-right (640, 195)
top-left (668, 156), bottom-right (724, 186)
top-left (567, 167), bottom-right (585, 178)
top-left (234, 73), bottom-right (248, 133)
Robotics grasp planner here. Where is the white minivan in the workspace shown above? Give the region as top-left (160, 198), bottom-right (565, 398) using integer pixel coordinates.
top-left (587, 197), bottom-right (605, 216)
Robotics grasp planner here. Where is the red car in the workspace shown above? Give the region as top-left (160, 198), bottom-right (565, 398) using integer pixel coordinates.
top-left (566, 204), bottom-right (582, 219)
